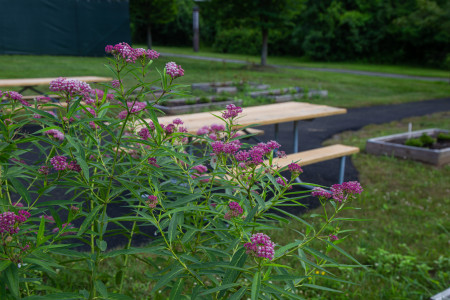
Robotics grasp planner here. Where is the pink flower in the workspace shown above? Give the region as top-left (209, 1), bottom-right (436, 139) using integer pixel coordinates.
top-left (165, 62), bottom-right (184, 79)
top-left (244, 233), bottom-right (276, 260)
top-left (68, 161), bottom-right (82, 172)
top-left (224, 201), bottom-right (244, 220)
top-left (311, 187), bottom-right (332, 199)
top-left (173, 118), bottom-right (183, 125)
top-left (139, 127), bottom-right (150, 140)
top-left (49, 77), bottom-right (91, 99)
top-left (118, 110), bottom-right (128, 119)
top-left (210, 124), bottom-right (225, 132)
top-left (222, 104), bottom-right (243, 119)
top-left (38, 165), bottom-right (50, 175)
top-left (52, 223), bottom-right (76, 235)
top-left (12, 202), bottom-right (24, 207)
top-left (105, 43), bottom-right (159, 63)
top-left (330, 181), bottom-right (363, 203)
top-left (329, 234), bottom-right (339, 241)
top-left (276, 176), bottom-right (292, 189)
top-left (196, 126), bottom-right (210, 135)
top-left (0, 212), bottom-right (20, 235)
top-left (50, 156), bottom-right (68, 171)
top-left (146, 195), bottom-right (158, 208)
top-left (111, 80), bottom-right (121, 88)
top-left (148, 157), bottom-right (159, 167)
top-left (288, 163), bottom-right (303, 175)
top-left (127, 101), bottom-right (146, 113)
top-left (46, 129), bottom-right (65, 141)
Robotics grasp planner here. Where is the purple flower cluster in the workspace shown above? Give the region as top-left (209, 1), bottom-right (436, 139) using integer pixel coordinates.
top-left (50, 156), bottom-right (68, 171)
top-left (111, 80), bottom-right (121, 88)
top-left (49, 77), bottom-right (92, 99)
top-left (288, 163), bottom-right (303, 175)
top-left (68, 161), bottom-right (82, 172)
top-left (0, 210), bottom-right (30, 235)
top-left (118, 101), bottom-right (147, 119)
top-left (224, 201), bottom-right (244, 220)
top-left (222, 104), bottom-right (243, 119)
top-left (148, 157), bottom-right (160, 167)
top-left (191, 165), bottom-right (209, 182)
top-left (52, 223), bottom-right (76, 235)
top-left (244, 233), bottom-right (276, 260)
top-left (165, 62), bottom-right (184, 79)
top-left (234, 141), bottom-right (280, 165)
top-left (146, 195), bottom-right (158, 208)
top-left (3, 91), bottom-right (31, 107)
top-left (329, 234), bottom-right (339, 241)
top-left (46, 129), bottom-right (65, 141)
top-left (276, 176), bottom-right (292, 190)
top-left (312, 181), bottom-right (363, 203)
top-left (105, 43), bottom-right (160, 63)
top-left (211, 141), bottom-right (241, 155)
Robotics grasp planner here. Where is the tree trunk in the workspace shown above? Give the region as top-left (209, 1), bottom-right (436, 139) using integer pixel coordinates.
top-left (147, 24), bottom-right (152, 50)
top-left (261, 28), bottom-right (269, 66)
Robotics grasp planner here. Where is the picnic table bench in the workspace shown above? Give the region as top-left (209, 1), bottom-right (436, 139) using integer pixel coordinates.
top-left (144, 101), bottom-right (360, 184)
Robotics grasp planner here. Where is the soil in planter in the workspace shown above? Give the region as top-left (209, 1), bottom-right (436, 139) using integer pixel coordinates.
top-left (388, 133), bottom-right (450, 150)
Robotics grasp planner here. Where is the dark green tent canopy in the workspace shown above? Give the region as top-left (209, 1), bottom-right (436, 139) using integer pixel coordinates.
top-left (0, 0), bottom-right (131, 56)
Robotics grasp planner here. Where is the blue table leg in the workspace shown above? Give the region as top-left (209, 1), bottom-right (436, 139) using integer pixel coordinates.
top-left (293, 120), bottom-right (299, 153)
top-left (339, 156), bottom-right (346, 184)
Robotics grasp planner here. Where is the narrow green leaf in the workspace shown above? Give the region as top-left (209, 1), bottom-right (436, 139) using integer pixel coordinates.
top-left (77, 205), bottom-right (103, 237)
top-left (0, 261), bottom-right (11, 273)
top-left (251, 272), bottom-right (261, 300)
top-left (168, 212), bottom-right (182, 242)
top-left (198, 283), bottom-right (241, 296)
top-left (218, 247), bottom-right (247, 298)
top-left (323, 240), bottom-right (368, 270)
top-left (95, 280), bottom-right (108, 298)
top-left (8, 178), bottom-right (30, 204)
top-left (229, 286), bottom-right (247, 300)
top-left (169, 278), bottom-right (184, 300)
top-left (36, 215), bottom-right (46, 246)
top-left (5, 263), bottom-right (19, 298)
top-left (22, 292), bottom-right (83, 300)
top-left (302, 283), bottom-right (343, 293)
top-left (152, 266), bottom-right (184, 291)
top-left (303, 246), bottom-right (339, 265)
top-left (272, 207), bottom-right (314, 230)
top-left (96, 240), bottom-right (107, 252)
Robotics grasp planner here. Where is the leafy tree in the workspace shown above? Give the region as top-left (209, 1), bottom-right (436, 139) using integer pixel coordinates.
top-left (130, 0), bottom-right (178, 49)
top-left (202, 0), bottom-right (305, 65)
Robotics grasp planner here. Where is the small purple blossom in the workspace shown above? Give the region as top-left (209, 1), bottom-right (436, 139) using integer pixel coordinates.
top-left (38, 165), bottom-right (50, 175)
top-left (50, 156), bottom-right (68, 171)
top-left (139, 127), bottom-right (150, 140)
top-left (165, 62), bottom-right (184, 79)
top-left (148, 157), bottom-right (160, 167)
top-left (244, 233), bottom-right (276, 260)
top-left (49, 77), bottom-right (92, 99)
top-left (222, 104), bottom-right (243, 119)
top-left (173, 118), bottom-right (183, 125)
top-left (111, 80), bottom-right (121, 88)
top-left (146, 195), bottom-right (158, 208)
top-left (224, 201), bottom-right (244, 220)
top-left (288, 163), bottom-right (303, 175)
top-left (46, 129), bottom-right (64, 141)
top-left (68, 161), bottom-right (82, 172)
top-left (329, 234), bottom-right (339, 241)
top-left (311, 187), bottom-right (332, 199)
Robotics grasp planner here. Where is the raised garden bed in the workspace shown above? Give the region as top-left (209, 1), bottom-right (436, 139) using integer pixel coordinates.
top-left (248, 87), bottom-right (327, 103)
top-left (366, 128), bottom-right (450, 166)
top-left (154, 96), bottom-right (242, 115)
top-left (191, 81), bottom-right (269, 94)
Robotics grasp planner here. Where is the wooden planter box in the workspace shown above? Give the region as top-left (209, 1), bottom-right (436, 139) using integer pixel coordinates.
top-left (366, 128), bottom-right (450, 166)
top-left (154, 96), bottom-right (242, 115)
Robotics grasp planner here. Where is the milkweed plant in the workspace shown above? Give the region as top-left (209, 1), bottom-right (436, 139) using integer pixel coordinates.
top-left (0, 43), bottom-right (364, 299)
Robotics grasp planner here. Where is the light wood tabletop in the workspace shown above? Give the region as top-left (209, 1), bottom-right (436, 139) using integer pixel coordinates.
top-left (0, 76), bottom-right (113, 87)
top-left (150, 101), bottom-right (346, 134)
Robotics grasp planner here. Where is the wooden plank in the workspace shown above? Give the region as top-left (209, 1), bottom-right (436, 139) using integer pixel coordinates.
top-left (21, 94), bottom-right (61, 100)
top-left (267, 144), bottom-right (360, 167)
top-left (141, 102), bottom-right (346, 134)
top-left (0, 76), bottom-right (113, 87)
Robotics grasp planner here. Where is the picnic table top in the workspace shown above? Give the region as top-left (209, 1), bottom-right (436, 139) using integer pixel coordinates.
top-left (148, 101), bottom-right (346, 134)
top-left (0, 76), bottom-right (113, 87)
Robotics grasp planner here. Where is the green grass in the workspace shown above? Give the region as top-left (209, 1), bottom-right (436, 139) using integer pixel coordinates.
top-left (1, 49), bottom-right (449, 109)
top-left (153, 45), bottom-right (450, 78)
top-left (269, 111), bottom-right (450, 299)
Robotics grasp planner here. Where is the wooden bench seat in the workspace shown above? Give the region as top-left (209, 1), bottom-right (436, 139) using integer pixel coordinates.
top-left (266, 144), bottom-right (360, 184)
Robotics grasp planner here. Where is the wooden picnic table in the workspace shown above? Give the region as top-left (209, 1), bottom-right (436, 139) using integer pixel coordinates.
top-left (0, 76), bottom-right (113, 97)
top-left (145, 101), bottom-right (347, 153)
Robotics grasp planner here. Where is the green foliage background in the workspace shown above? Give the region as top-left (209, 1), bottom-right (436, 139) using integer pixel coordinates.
top-left (130, 0), bottom-right (450, 67)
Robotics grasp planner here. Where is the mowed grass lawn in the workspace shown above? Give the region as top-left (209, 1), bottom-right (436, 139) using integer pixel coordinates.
top-left (0, 47), bottom-right (449, 109)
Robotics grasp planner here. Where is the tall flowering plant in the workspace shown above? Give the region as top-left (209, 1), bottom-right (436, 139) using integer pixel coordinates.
top-left (0, 43), bottom-right (364, 299)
